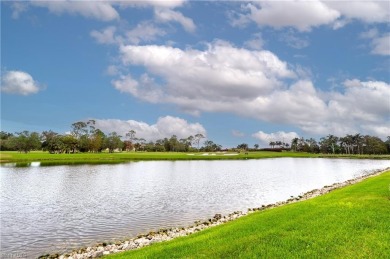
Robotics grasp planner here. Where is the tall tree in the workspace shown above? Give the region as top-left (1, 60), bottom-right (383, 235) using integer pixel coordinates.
top-left (126, 130), bottom-right (136, 142)
top-left (0, 131), bottom-right (15, 151)
top-left (41, 130), bottom-right (62, 153)
top-left (10, 131), bottom-right (41, 153)
top-left (71, 121), bottom-right (87, 139)
top-left (363, 135), bottom-right (387, 154)
top-left (155, 139), bottom-right (166, 152)
top-left (204, 140), bottom-right (222, 152)
top-left (237, 143), bottom-right (248, 151)
top-left (137, 138), bottom-right (146, 151)
top-left (125, 130), bottom-right (137, 152)
top-left (320, 135), bottom-right (339, 154)
top-left (306, 138), bottom-right (319, 153)
top-left (104, 132), bottom-right (123, 153)
top-left (194, 133), bottom-right (205, 151)
top-left (90, 129), bottom-right (105, 153)
top-left (340, 135), bottom-right (355, 154)
top-left (187, 135), bottom-right (194, 148)
top-left (61, 134), bottom-right (78, 153)
top-left (86, 120), bottom-right (96, 134)
top-left (385, 136), bottom-right (390, 153)
top-left (70, 121), bottom-right (90, 152)
top-left (353, 133), bottom-right (364, 155)
top-left (291, 138), bottom-right (299, 152)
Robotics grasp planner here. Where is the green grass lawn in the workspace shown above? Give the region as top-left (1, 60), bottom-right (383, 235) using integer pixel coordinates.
top-left (1, 151), bottom-right (388, 165)
top-left (0, 151), bottom-right (316, 165)
top-left (106, 171), bottom-right (390, 258)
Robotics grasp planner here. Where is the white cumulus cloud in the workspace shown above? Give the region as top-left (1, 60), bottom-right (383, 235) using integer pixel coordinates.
top-left (118, 41), bottom-right (295, 111)
top-left (326, 1), bottom-right (390, 24)
top-left (244, 33), bottom-right (265, 50)
top-left (359, 29), bottom-right (390, 56)
top-left (1, 70), bottom-right (42, 95)
top-left (333, 79), bottom-right (390, 121)
top-left (90, 26), bottom-right (118, 45)
top-left (111, 74), bottom-right (162, 103)
top-left (126, 21), bottom-right (167, 44)
top-left (317, 79), bottom-right (390, 137)
top-left (112, 39), bottom-right (390, 138)
top-left (279, 30), bottom-right (310, 49)
top-left (118, 0), bottom-right (186, 9)
top-left (12, 0), bottom-right (193, 29)
top-left (371, 34), bottom-right (390, 56)
top-left (231, 1), bottom-right (389, 31)
top-left (359, 28), bottom-right (379, 39)
top-left (93, 116), bottom-right (206, 141)
top-left (30, 1), bottom-right (119, 21)
top-left (154, 7), bottom-right (196, 32)
top-left (91, 22), bottom-right (166, 46)
top-left (119, 1), bottom-right (194, 32)
top-left (240, 1), bottom-right (340, 32)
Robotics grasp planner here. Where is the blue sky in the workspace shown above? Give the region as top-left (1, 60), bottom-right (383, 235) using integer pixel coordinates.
top-left (1, 1), bottom-right (389, 148)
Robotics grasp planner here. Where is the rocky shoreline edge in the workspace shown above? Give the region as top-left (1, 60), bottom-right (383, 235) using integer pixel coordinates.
top-left (40, 167), bottom-right (390, 259)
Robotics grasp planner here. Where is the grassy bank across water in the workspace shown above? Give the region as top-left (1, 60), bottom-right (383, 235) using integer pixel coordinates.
top-left (1, 151), bottom-right (389, 166)
top-left (106, 170), bottom-right (390, 258)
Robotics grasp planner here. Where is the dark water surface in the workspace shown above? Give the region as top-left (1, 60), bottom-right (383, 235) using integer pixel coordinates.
top-left (1, 158), bottom-right (389, 258)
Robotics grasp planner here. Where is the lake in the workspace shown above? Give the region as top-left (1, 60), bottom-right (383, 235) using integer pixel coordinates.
top-left (1, 158), bottom-right (389, 258)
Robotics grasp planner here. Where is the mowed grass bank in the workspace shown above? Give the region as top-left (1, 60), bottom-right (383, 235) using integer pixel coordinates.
top-left (0, 151), bottom-right (317, 165)
top-left (107, 171), bottom-right (390, 258)
top-left (1, 151), bottom-right (389, 165)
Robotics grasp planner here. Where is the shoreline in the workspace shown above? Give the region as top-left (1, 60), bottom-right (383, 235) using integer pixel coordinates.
top-left (40, 167), bottom-right (390, 259)
top-left (2, 151), bottom-right (390, 166)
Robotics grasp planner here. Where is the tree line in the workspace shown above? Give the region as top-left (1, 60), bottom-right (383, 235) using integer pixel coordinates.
top-left (0, 120), bottom-right (218, 153)
top-left (250, 134), bottom-right (389, 155)
top-left (290, 134), bottom-right (390, 155)
top-left (233, 134), bottom-right (389, 155)
top-left (0, 121), bottom-right (389, 155)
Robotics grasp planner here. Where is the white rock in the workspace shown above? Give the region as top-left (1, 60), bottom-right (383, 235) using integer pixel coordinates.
top-left (128, 242), bottom-right (138, 249)
top-left (92, 251), bottom-right (103, 258)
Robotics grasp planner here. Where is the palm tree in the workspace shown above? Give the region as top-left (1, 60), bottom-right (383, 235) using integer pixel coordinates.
top-left (340, 134), bottom-right (358, 154)
top-left (327, 135), bottom-right (338, 154)
top-left (354, 133), bottom-right (364, 154)
top-left (291, 138), bottom-right (299, 152)
top-left (345, 134), bottom-right (354, 154)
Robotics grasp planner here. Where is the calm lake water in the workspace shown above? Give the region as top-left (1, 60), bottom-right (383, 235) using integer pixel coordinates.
top-left (1, 158), bottom-right (389, 258)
